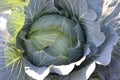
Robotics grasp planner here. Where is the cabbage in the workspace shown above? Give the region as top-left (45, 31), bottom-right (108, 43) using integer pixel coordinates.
top-left (0, 0), bottom-right (120, 80)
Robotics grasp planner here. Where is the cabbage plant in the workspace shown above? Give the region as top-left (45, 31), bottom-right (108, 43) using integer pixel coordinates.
top-left (0, 0), bottom-right (120, 80)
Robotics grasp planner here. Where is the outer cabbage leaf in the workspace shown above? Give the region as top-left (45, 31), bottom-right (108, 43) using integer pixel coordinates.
top-left (96, 41), bottom-right (120, 80)
top-left (0, 30), bottom-right (31, 80)
top-left (95, 26), bottom-right (118, 66)
top-left (0, 0), bottom-right (29, 13)
top-left (96, 0), bottom-right (120, 79)
top-left (7, 7), bottom-right (25, 44)
top-left (23, 0), bottom-right (59, 29)
top-left (87, 0), bottom-right (103, 19)
top-left (0, 0), bottom-right (31, 80)
top-left (55, 0), bottom-right (98, 21)
top-left (44, 61), bottom-right (96, 80)
top-left (24, 55), bottom-right (87, 80)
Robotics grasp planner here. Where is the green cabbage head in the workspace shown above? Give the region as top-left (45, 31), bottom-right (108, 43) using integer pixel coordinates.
top-left (1, 0), bottom-right (119, 80)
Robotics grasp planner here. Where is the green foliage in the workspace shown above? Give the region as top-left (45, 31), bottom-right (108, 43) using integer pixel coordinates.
top-left (0, 0), bottom-right (29, 12)
top-left (0, 0), bottom-right (120, 80)
top-left (7, 6), bottom-right (25, 44)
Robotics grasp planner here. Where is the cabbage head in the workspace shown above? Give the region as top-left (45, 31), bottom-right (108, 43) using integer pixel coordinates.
top-left (0, 0), bottom-right (120, 80)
